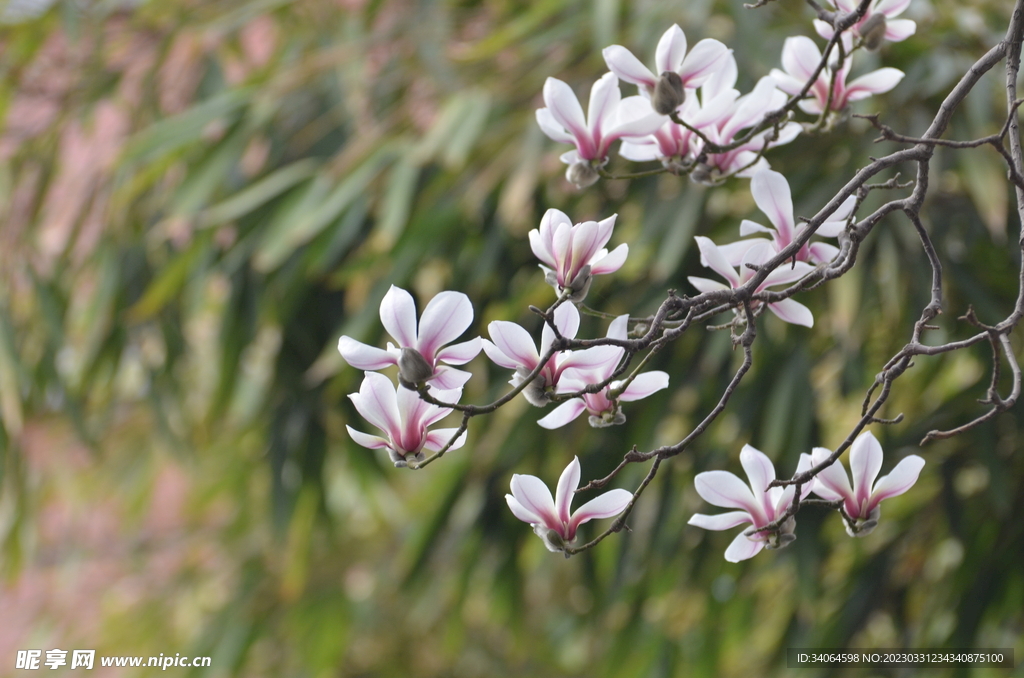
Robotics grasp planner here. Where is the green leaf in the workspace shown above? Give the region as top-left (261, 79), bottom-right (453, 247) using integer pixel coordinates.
top-left (199, 158), bottom-right (321, 228)
top-left (124, 88), bottom-right (253, 162)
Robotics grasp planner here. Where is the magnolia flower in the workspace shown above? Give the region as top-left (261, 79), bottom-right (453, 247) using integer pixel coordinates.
top-left (347, 371), bottom-right (466, 467)
top-left (506, 456), bottom-right (633, 553)
top-left (536, 74), bottom-right (665, 187)
top-left (720, 168), bottom-right (855, 266)
top-left (688, 445), bottom-right (812, 562)
top-left (482, 303), bottom-right (620, 406)
top-left (814, 0), bottom-right (916, 50)
top-left (770, 36), bottom-right (904, 115)
top-left (603, 24), bottom-right (731, 112)
top-left (529, 208), bottom-right (629, 301)
top-left (338, 286), bottom-right (482, 390)
top-left (537, 315), bottom-right (669, 429)
top-left (689, 236), bottom-right (817, 327)
top-left (806, 431), bottom-right (925, 536)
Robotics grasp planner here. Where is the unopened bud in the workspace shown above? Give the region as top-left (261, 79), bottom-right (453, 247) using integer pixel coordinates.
top-left (652, 71), bottom-right (685, 115)
top-left (566, 161), bottom-right (600, 189)
top-left (397, 347), bottom-right (433, 388)
top-left (565, 264), bottom-right (593, 302)
top-left (859, 13), bottom-right (887, 50)
top-left (689, 162), bottom-right (717, 186)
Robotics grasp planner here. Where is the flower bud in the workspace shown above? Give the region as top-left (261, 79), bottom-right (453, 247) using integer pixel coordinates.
top-left (652, 71), bottom-right (686, 115)
top-left (689, 162), bottom-right (717, 186)
top-left (518, 368), bottom-right (552, 407)
top-left (397, 347), bottom-right (433, 388)
top-left (566, 161), bottom-right (600, 189)
top-left (859, 13), bottom-right (887, 50)
top-left (565, 264), bottom-right (593, 302)
top-left (846, 506), bottom-right (881, 537)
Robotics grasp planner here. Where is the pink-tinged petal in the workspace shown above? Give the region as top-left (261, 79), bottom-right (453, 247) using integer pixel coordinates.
top-left (846, 68), bottom-right (904, 101)
top-left (482, 339), bottom-right (521, 370)
top-left (554, 456), bottom-right (581, 526)
top-left (346, 426), bottom-right (391, 450)
top-left (694, 470), bottom-right (762, 517)
top-left (760, 260), bottom-right (816, 288)
top-left (588, 72), bottom-right (621, 135)
top-left (809, 447), bottom-right (855, 504)
top-left (678, 39), bottom-right (729, 88)
top-left (553, 301), bottom-right (581, 339)
top-left (618, 371), bottom-right (669, 401)
top-left (510, 473), bottom-right (560, 531)
top-left (768, 299), bottom-right (814, 327)
top-left (603, 45), bottom-right (657, 90)
top-left (590, 243), bottom-right (628, 275)
top-left (722, 76), bottom-right (777, 140)
top-left (436, 337), bottom-right (482, 365)
top-left (551, 220), bottom-right (573, 280)
top-left (740, 445), bottom-right (776, 496)
top-left (338, 336), bottom-right (398, 370)
top-left (816, 221), bottom-right (847, 239)
top-left (751, 169), bottom-right (795, 243)
top-left (807, 242), bottom-right (840, 264)
top-left (416, 291), bottom-right (474, 360)
top-left (704, 52), bottom-right (738, 99)
top-left (424, 427), bottom-right (467, 452)
top-left (724, 532), bottom-right (765, 562)
top-left (536, 108), bottom-right (576, 145)
top-left (379, 285), bottom-right (419, 349)
top-left (537, 399), bottom-right (588, 429)
top-left (506, 494), bottom-right (541, 524)
top-left (884, 19), bottom-right (916, 42)
top-left (607, 314), bottom-right (630, 341)
top-left (869, 454), bottom-right (925, 507)
top-left (688, 276), bottom-right (729, 294)
top-left (543, 78), bottom-right (589, 146)
top-left (850, 431), bottom-right (884, 509)
top-left (486, 321), bottom-right (540, 370)
top-left (429, 365), bottom-right (473, 389)
top-left (569, 220), bottom-right (601, 276)
top-left (688, 89), bottom-right (738, 128)
top-left (718, 238), bottom-right (771, 267)
top-left (619, 139), bottom-right (660, 161)
top-left (593, 213), bottom-right (617, 251)
top-left (876, 0), bottom-right (911, 17)
top-left (768, 68), bottom-right (805, 97)
top-left (695, 236), bottom-right (740, 286)
top-left (814, 18), bottom-right (835, 41)
top-left (556, 346), bottom-right (622, 380)
top-left (655, 24), bottom-right (688, 75)
top-left (688, 511), bottom-right (752, 531)
top-left (781, 36), bottom-right (822, 82)
top-left (739, 220), bottom-right (774, 237)
top-left (349, 372), bottom-right (401, 436)
top-left (569, 488), bottom-right (633, 532)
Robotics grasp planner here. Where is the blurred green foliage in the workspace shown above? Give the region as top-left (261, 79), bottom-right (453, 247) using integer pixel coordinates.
top-left (0, 0), bottom-right (1021, 676)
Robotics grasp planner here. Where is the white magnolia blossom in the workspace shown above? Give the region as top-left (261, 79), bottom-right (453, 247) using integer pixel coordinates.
top-left (805, 431), bottom-right (925, 536)
top-left (689, 445), bottom-right (813, 562)
top-left (338, 285), bottom-right (482, 390)
top-left (770, 36), bottom-right (904, 115)
top-left (528, 208), bottom-right (629, 301)
top-left (346, 372), bottom-right (466, 467)
top-left (506, 456), bottom-right (633, 553)
top-left (814, 0), bottom-right (916, 50)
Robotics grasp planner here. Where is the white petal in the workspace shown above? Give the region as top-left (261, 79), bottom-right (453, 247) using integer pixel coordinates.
top-left (739, 220), bottom-right (774, 237)
top-left (424, 427), bottom-right (467, 452)
top-left (694, 236), bottom-right (740, 286)
top-left (346, 426), bottom-right (391, 450)
top-left (510, 473), bottom-right (559, 530)
top-left (724, 532), bottom-right (765, 562)
top-left (379, 285), bottom-right (419, 348)
top-left (607, 314), bottom-right (629, 341)
top-left (768, 299), bottom-right (814, 327)
top-left (850, 431), bottom-right (884, 508)
top-left (870, 455), bottom-right (925, 506)
top-left (845, 68), bottom-right (904, 101)
top-left (807, 242), bottom-right (840, 264)
top-left (694, 470), bottom-right (762, 518)
top-left (537, 399), bottom-right (587, 429)
top-left (688, 276), bottom-right (729, 294)
top-left (603, 45), bottom-right (657, 89)
top-left (435, 337), bottom-right (482, 365)
top-left (349, 372), bottom-right (401, 437)
top-left (678, 39), bottom-right (729, 88)
top-left (338, 336), bottom-right (398, 370)
top-left (809, 446), bottom-right (855, 504)
top-left (487, 321), bottom-right (540, 370)
top-left (570, 488), bottom-right (633, 530)
top-left (751, 169), bottom-right (795, 244)
top-left (416, 291), bottom-right (474, 361)
top-left (536, 107), bottom-right (576, 145)
top-left (688, 511), bottom-right (752, 531)
top-left (739, 445), bottom-right (776, 496)
top-left (554, 456), bottom-right (581, 525)
top-left (655, 24), bottom-right (688, 75)
top-left (718, 238), bottom-right (771, 267)
top-left (429, 365), bottom-right (473, 389)
top-left (781, 36), bottom-right (821, 82)
top-left (553, 302), bottom-right (581, 339)
top-left (590, 243), bottom-right (628, 275)
top-left (506, 494), bottom-right (541, 524)
top-left (588, 72), bottom-right (621, 135)
top-left (543, 77), bottom-right (589, 144)
top-left (884, 19), bottom-right (916, 42)
top-left (618, 371), bottom-right (669, 401)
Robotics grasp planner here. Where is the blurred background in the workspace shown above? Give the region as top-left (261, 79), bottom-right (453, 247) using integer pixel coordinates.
top-left (0, 0), bottom-right (1021, 676)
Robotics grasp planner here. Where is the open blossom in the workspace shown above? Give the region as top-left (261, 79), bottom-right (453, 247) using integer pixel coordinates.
top-left (529, 208), bottom-right (629, 301)
top-left (689, 236), bottom-right (817, 327)
top-left (603, 24), bottom-right (730, 111)
top-left (482, 303), bottom-right (620, 406)
top-left (537, 315), bottom-right (669, 429)
top-left (806, 431), bottom-right (925, 536)
top-left (814, 0), bottom-right (916, 50)
top-left (719, 168), bottom-right (855, 266)
top-left (347, 372), bottom-right (466, 467)
top-left (536, 73), bottom-right (665, 187)
top-left (688, 445), bottom-right (812, 562)
top-left (338, 285), bottom-right (482, 390)
top-left (506, 456), bottom-right (633, 553)
top-left (769, 36), bottom-right (904, 115)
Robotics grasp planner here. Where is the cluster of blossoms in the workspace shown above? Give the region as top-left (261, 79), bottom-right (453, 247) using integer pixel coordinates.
top-left (338, 5), bottom-right (924, 557)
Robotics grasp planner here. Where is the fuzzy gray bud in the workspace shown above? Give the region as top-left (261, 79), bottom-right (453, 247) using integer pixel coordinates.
top-left (566, 161), bottom-right (600, 189)
top-left (652, 71), bottom-right (685, 115)
top-left (859, 13), bottom-right (887, 50)
top-left (397, 347), bottom-right (433, 388)
top-left (689, 162), bottom-right (717, 186)
top-left (565, 264), bottom-right (593, 302)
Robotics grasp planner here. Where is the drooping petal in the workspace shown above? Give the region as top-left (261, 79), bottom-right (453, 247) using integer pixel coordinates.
top-left (655, 24), bottom-right (688, 75)
top-left (590, 243), bottom-right (629, 275)
top-left (338, 336), bottom-right (398, 370)
top-left (688, 276), bottom-right (730, 294)
top-left (724, 531), bottom-right (765, 562)
top-left (603, 45), bottom-right (657, 90)
top-left (510, 474), bottom-right (560, 532)
top-left (850, 431), bottom-right (884, 509)
top-left (869, 454), bottom-right (925, 506)
top-left (751, 169), bottom-right (795, 244)
top-left (379, 285), bottom-right (419, 349)
top-left (554, 456), bottom-right (581, 526)
top-left (506, 494), bottom-right (542, 524)
top-left (695, 236), bottom-right (740, 286)
top-left (537, 399), bottom-right (588, 429)
top-left (346, 426), bottom-right (391, 450)
top-left (678, 39), bottom-right (730, 88)
top-left (536, 107), bottom-right (577, 145)
top-left (435, 337), bottom-right (482, 365)
top-left (768, 299), bottom-right (814, 327)
top-left (739, 219), bottom-right (774, 237)
top-left (694, 470), bottom-right (763, 519)
top-left (688, 511), bottom-right (752, 531)
top-left (617, 371), bottom-right (669, 401)
top-left (569, 488), bottom-right (633, 532)
top-left (416, 291), bottom-right (475, 361)
top-left (486, 321), bottom-right (540, 370)
top-left (845, 68), bottom-right (904, 101)
top-left (424, 427), bottom-right (467, 452)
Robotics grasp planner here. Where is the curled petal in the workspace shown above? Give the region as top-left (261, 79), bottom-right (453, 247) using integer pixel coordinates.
top-left (537, 399), bottom-right (588, 429)
top-left (768, 298), bottom-right (814, 327)
top-left (570, 488), bottom-right (633, 531)
top-left (346, 426), bottom-right (391, 450)
top-left (424, 427), bottom-right (467, 452)
top-left (869, 455), bottom-right (925, 506)
top-left (724, 532), bottom-right (765, 562)
top-left (603, 45), bottom-right (657, 90)
top-left (688, 511), bottom-right (752, 531)
top-left (590, 243), bottom-right (629, 275)
top-left (338, 336), bottom-right (398, 370)
top-left (618, 371), bottom-right (669, 401)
